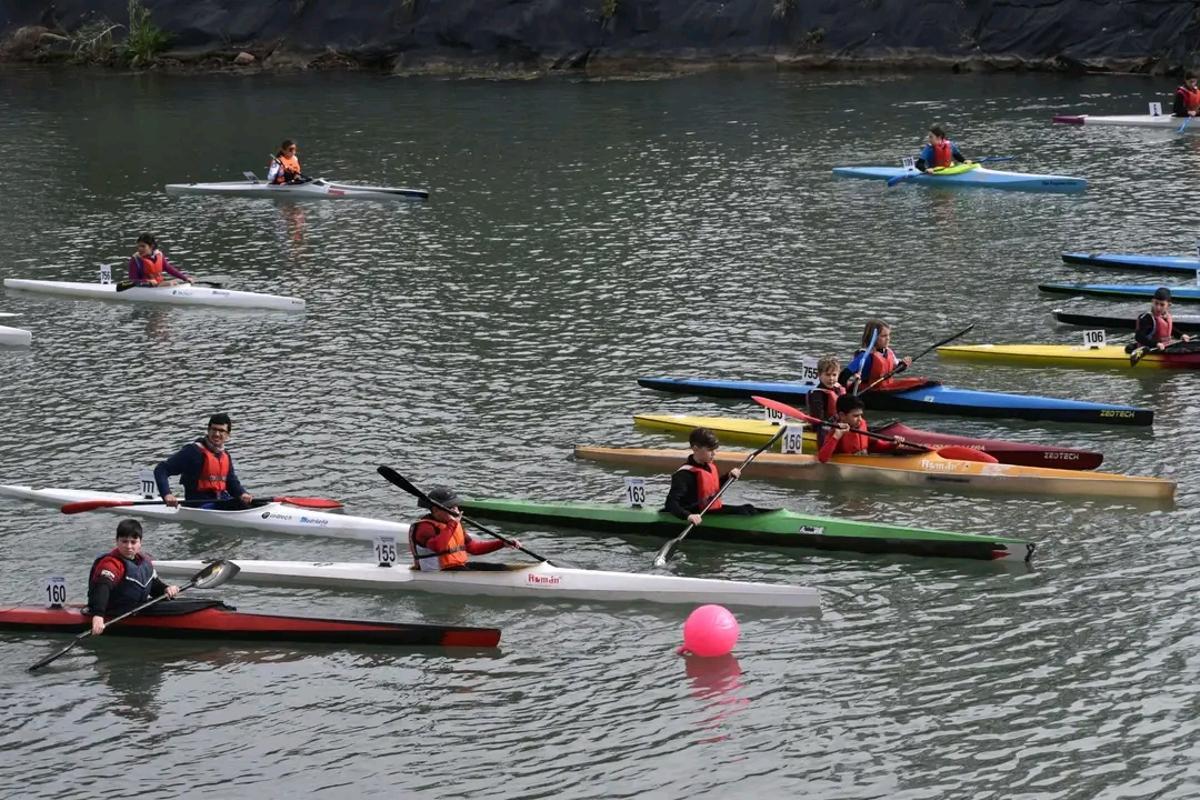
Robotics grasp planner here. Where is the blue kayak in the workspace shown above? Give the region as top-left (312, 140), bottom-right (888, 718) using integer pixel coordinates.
top-left (832, 165), bottom-right (1087, 193)
top-left (637, 376), bottom-right (1152, 426)
top-left (1040, 282), bottom-right (1200, 302)
top-left (1062, 252), bottom-right (1200, 274)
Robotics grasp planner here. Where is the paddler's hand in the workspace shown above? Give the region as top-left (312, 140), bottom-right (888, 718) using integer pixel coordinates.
top-left (91, 616), bottom-right (106, 636)
top-left (1183, 334), bottom-right (1193, 343)
top-left (893, 436), bottom-right (906, 445)
top-left (505, 538), bottom-right (522, 549)
top-left (165, 585), bottom-right (180, 599)
top-left (240, 493), bottom-right (253, 505)
top-left (729, 467), bottom-right (742, 479)
top-left (163, 494), bottom-right (179, 508)
top-left (687, 513), bottom-right (703, 526)
top-left (832, 423), bottom-right (849, 440)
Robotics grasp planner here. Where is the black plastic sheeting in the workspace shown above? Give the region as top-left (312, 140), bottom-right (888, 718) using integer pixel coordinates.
top-left (2, 0), bottom-right (1199, 68)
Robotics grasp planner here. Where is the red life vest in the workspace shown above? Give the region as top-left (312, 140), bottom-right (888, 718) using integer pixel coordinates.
top-left (679, 461), bottom-right (723, 511)
top-left (867, 347), bottom-right (900, 387)
top-left (807, 384), bottom-right (845, 421)
top-left (193, 442), bottom-right (230, 494)
top-left (831, 419), bottom-right (872, 455)
top-left (1179, 86), bottom-right (1200, 112)
top-left (135, 251), bottom-right (165, 284)
top-left (931, 139), bottom-right (954, 168)
top-left (409, 517), bottom-right (468, 570)
top-left (1154, 312), bottom-right (1173, 344)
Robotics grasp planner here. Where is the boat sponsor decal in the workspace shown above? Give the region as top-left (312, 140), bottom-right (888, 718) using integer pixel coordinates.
top-left (527, 573), bottom-right (562, 586)
top-left (299, 516), bottom-right (330, 526)
top-left (264, 511), bottom-right (293, 522)
top-left (1099, 410), bottom-right (1137, 418)
top-left (795, 525), bottom-right (825, 535)
top-left (329, 189), bottom-right (346, 196)
top-left (1042, 452), bottom-right (1080, 461)
top-left (918, 458), bottom-right (970, 473)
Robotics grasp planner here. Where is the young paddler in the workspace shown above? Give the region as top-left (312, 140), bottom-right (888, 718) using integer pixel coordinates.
top-left (807, 356), bottom-right (846, 449)
top-left (127, 233), bottom-right (192, 287)
top-left (817, 395), bottom-right (906, 462)
top-left (842, 319), bottom-right (914, 391)
top-left (154, 413), bottom-right (253, 509)
top-left (1173, 74), bottom-right (1200, 118)
top-left (1131, 287), bottom-right (1193, 352)
top-left (409, 487), bottom-right (521, 571)
top-left (87, 519), bottom-right (179, 636)
top-left (663, 428), bottom-right (752, 526)
top-left (915, 125), bottom-right (966, 172)
top-left (268, 139), bottom-right (308, 185)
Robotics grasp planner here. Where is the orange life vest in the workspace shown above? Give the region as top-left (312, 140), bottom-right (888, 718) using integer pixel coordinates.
top-left (1179, 86), bottom-right (1200, 112)
top-left (273, 154), bottom-right (301, 184)
top-left (409, 517), bottom-right (468, 571)
top-left (807, 384), bottom-right (845, 421)
top-left (135, 251), bottom-right (165, 284)
top-left (679, 461), bottom-right (723, 511)
top-left (931, 139), bottom-right (954, 168)
top-left (1154, 312), bottom-right (1173, 344)
top-left (193, 442), bottom-right (230, 494)
top-left (831, 419), bottom-right (872, 455)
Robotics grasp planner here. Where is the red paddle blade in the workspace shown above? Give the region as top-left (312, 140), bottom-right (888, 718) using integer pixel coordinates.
top-left (274, 496), bottom-right (343, 509)
top-left (60, 500), bottom-right (136, 515)
top-left (750, 395), bottom-right (820, 426)
top-left (935, 446), bottom-right (999, 464)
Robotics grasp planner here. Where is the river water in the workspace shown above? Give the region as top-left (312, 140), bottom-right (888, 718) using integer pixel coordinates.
top-left (0, 66), bottom-right (1197, 799)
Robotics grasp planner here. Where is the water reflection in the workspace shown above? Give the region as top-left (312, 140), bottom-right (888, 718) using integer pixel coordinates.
top-left (682, 652), bottom-right (748, 743)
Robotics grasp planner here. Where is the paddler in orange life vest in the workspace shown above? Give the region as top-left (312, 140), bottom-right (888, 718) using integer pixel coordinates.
top-left (1131, 287), bottom-right (1193, 352)
top-left (663, 428), bottom-right (755, 526)
top-left (153, 413), bottom-right (253, 509)
top-left (268, 139), bottom-right (309, 185)
top-left (807, 356), bottom-right (846, 448)
top-left (1173, 73), bottom-right (1200, 118)
top-left (409, 487), bottom-right (521, 571)
top-left (842, 319), bottom-right (913, 392)
top-left (916, 125), bottom-right (966, 172)
top-left (87, 519), bottom-right (179, 636)
top-left (817, 395), bottom-right (906, 462)
top-left (127, 233), bottom-right (193, 287)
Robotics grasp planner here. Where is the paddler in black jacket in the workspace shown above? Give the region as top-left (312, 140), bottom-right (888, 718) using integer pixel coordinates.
top-left (663, 428), bottom-right (755, 525)
top-left (87, 519), bottom-right (179, 636)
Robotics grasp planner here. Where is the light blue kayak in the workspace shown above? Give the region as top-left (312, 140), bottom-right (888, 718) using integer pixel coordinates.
top-left (1040, 282), bottom-right (1200, 302)
top-left (832, 165), bottom-right (1087, 193)
top-left (1062, 252), bottom-right (1200, 274)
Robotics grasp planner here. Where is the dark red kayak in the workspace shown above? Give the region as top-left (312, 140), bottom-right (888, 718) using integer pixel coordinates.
top-left (875, 421), bottom-right (1103, 470)
top-left (0, 602), bottom-right (500, 648)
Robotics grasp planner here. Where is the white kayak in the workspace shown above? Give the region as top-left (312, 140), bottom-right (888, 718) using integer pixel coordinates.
top-left (154, 559), bottom-right (821, 609)
top-left (3, 279), bottom-right (304, 312)
top-left (1052, 113), bottom-right (1194, 130)
top-left (0, 485), bottom-right (406, 540)
top-left (165, 178), bottom-right (429, 202)
top-left (0, 324), bottom-right (31, 346)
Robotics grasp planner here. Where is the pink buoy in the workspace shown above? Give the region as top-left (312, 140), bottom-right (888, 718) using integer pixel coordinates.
top-left (678, 604), bottom-right (740, 657)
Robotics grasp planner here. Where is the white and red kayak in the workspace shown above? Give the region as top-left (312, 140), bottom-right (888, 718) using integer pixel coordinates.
top-left (4, 279), bottom-right (304, 313)
top-left (166, 178), bottom-right (428, 202)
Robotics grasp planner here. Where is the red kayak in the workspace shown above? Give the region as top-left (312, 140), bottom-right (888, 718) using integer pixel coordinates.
top-left (875, 421), bottom-right (1103, 470)
top-left (0, 601), bottom-right (500, 648)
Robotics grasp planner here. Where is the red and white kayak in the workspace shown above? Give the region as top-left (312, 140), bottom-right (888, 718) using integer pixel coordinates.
top-left (0, 601), bottom-right (500, 648)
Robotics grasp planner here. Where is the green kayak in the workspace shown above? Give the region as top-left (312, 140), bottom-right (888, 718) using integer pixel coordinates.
top-left (459, 498), bottom-right (1034, 563)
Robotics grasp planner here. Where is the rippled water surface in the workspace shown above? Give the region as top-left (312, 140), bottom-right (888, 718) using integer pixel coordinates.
top-left (1, 67), bottom-right (1198, 799)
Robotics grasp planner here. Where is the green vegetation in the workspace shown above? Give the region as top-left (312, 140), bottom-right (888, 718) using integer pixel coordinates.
top-left (65, 21), bottom-right (119, 63)
top-left (123, 0), bottom-right (171, 67)
top-left (601, 0), bottom-right (618, 21)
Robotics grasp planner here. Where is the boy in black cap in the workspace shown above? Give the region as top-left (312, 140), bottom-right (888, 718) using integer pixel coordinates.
top-left (409, 487), bottom-right (521, 571)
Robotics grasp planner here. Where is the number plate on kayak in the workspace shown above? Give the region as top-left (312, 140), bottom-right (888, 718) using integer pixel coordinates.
top-left (782, 425), bottom-right (805, 454)
top-left (1082, 329), bottom-right (1106, 349)
top-left (374, 536), bottom-right (398, 567)
top-left (623, 477), bottom-right (647, 507)
top-left (43, 575), bottom-right (67, 607)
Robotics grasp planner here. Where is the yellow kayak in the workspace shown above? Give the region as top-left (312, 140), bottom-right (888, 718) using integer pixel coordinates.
top-left (573, 446), bottom-right (1174, 501)
top-left (937, 343), bottom-right (1200, 370)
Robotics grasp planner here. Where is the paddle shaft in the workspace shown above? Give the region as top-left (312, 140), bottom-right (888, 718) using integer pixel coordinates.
top-left (847, 326), bottom-right (879, 395)
top-left (759, 397), bottom-right (933, 451)
top-left (861, 322), bottom-right (975, 393)
top-left (375, 466), bottom-right (553, 565)
top-left (60, 496), bottom-right (342, 514)
top-left (653, 426), bottom-right (787, 567)
top-left (27, 561), bottom-right (234, 672)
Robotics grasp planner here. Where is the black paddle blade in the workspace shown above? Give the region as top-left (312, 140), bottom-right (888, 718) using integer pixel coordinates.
top-left (377, 465), bottom-right (426, 502)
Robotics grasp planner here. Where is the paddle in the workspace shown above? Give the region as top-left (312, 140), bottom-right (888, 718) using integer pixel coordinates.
top-left (885, 156), bottom-right (1015, 187)
top-left (751, 395), bottom-right (997, 463)
top-left (846, 326), bottom-right (879, 395)
top-left (27, 560), bottom-right (239, 672)
top-left (652, 425), bottom-right (788, 568)
top-left (1179, 116), bottom-right (1193, 134)
top-left (116, 279), bottom-right (223, 292)
top-left (60, 495), bottom-right (343, 514)
top-left (861, 322), bottom-right (975, 393)
top-left (376, 465), bottom-right (554, 565)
